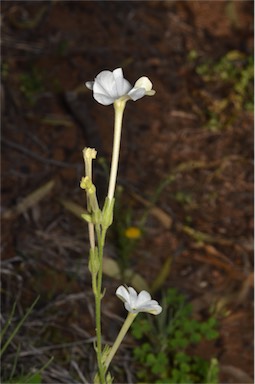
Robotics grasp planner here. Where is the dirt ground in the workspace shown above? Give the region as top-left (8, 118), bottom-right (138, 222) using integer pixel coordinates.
top-left (1, 1), bottom-right (254, 383)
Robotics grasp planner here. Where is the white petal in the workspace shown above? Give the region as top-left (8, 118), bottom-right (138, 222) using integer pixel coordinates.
top-left (128, 87), bottom-right (146, 101)
top-left (135, 299), bottom-right (162, 314)
top-left (96, 70), bottom-right (114, 86)
top-left (93, 92), bottom-right (115, 106)
top-left (85, 81), bottom-right (94, 90)
top-left (145, 89), bottom-right (156, 96)
top-left (116, 286), bottom-right (138, 311)
top-left (127, 286), bottom-right (139, 308)
top-left (113, 68), bottom-right (132, 96)
top-left (134, 76), bottom-right (153, 92)
top-left (140, 302), bottom-right (162, 315)
top-left (124, 302), bottom-right (133, 312)
top-left (95, 71), bottom-right (118, 99)
top-left (112, 68), bottom-right (123, 77)
top-left (135, 290), bottom-right (152, 307)
top-left (116, 285), bottom-right (130, 303)
top-left (94, 69), bottom-right (131, 101)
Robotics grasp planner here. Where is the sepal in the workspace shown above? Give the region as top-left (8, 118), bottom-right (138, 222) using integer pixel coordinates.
top-left (102, 197), bottom-right (115, 229)
top-left (81, 212), bottom-right (93, 223)
top-left (88, 247), bottom-right (100, 276)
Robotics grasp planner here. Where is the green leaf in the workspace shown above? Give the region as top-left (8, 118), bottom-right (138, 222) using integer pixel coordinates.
top-left (145, 351), bottom-right (169, 375)
top-left (26, 372), bottom-right (42, 384)
top-left (190, 332), bottom-right (202, 344)
top-left (175, 352), bottom-right (190, 364)
top-left (206, 329), bottom-right (219, 340)
top-left (5, 372), bottom-right (41, 384)
top-left (131, 318), bottom-right (151, 339)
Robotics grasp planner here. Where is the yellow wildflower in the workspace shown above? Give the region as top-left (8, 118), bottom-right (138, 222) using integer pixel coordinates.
top-left (124, 226), bottom-right (141, 239)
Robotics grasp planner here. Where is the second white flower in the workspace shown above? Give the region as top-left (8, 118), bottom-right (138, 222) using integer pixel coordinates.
top-left (116, 285), bottom-right (162, 315)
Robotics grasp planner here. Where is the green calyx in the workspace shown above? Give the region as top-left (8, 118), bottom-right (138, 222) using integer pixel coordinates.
top-left (102, 197), bottom-right (115, 229)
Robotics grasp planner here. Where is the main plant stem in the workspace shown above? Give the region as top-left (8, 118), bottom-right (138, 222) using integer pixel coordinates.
top-left (95, 226), bottom-right (107, 383)
top-left (92, 100), bottom-right (126, 383)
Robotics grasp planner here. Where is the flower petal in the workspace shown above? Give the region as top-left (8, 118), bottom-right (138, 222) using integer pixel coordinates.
top-left (128, 87), bottom-right (146, 101)
top-left (124, 302), bottom-right (133, 312)
top-left (134, 76), bottom-right (153, 92)
top-left (85, 81), bottom-right (94, 90)
top-left (137, 301), bottom-right (163, 315)
top-left (135, 290), bottom-right (152, 307)
top-left (113, 68), bottom-right (132, 96)
top-left (95, 70), bottom-right (118, 99)
top-left (127, 286), bottom-right (139, 309)
top-left (116, 285), bottom-right (133, 304)
top-left (93, 92), bottom-right (115, 106)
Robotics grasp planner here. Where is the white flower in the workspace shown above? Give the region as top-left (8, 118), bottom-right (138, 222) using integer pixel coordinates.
top-left (86, 68), bottom-right (155, 106)
top-left (116, 285), bottom-right (162, 315)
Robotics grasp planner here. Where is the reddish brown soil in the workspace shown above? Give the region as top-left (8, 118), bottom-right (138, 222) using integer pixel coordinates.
top-left (1, 1), bottom-right (253, 383)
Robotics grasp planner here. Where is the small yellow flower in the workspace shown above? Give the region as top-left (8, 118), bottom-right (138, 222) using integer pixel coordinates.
top-left (80, 176), bottom-right (95, 194)
top-left (80, 176), bottom-right (87, 190)
top-left (83, 147), bottom-right (97, 160)
top-left (124, 226), bottom-right (141, 239)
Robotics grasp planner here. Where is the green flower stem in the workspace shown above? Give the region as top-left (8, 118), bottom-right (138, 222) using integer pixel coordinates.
top-left (107, 100), bottom-right (126, 201)
top-left (105, 312), bottom-right (137, 371)
top-left (94, 226), bottom-right (107, 384)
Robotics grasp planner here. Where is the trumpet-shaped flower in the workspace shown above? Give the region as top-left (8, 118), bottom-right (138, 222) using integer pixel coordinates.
top-left (116, 285), bottom-right (162, 315)
top-left (86, 68), bottom-right (155, 106)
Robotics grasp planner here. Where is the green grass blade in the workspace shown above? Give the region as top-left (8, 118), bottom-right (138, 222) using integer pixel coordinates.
top-left (0, 296), bottom-right (40, 357)
top-left (0, 302), bottom-right (17, 342)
